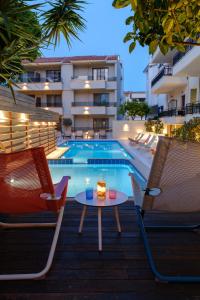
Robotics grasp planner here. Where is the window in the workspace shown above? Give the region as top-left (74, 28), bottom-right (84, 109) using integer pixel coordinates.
top-left (46, 95), bottom-right (62, 107)
top-left (93, 118), bottom-right (109, 130)
top-left (46, 70), bottom-right (61, 82)
top-left (190, 89), bottom-right (197, 104)
top-left (36, 97), bottom-right (41, 107)
top-left (92, 68), bottom-right (108, 80)
top-left (21, 72), bottom-right (40, 82)
top-left (93, 93), bottom-right (109, 106)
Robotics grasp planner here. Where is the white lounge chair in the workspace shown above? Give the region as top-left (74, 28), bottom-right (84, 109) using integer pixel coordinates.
top-left (99, 130), bottom-right (106, 139)
top-left (75, 130), bottom-right (83, 139)
top-left (129, 133), bottom-right (144, 144)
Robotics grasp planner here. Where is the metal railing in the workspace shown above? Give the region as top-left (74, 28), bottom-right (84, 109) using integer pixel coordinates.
top-left (158, 108), bottom-right (185, 117)
top-left (151, 66), bottom-right (173, 87)
top-left (185, 103), bottom-right (200, 114)
top-left (173, 38), bottom-right (195, 66)
top-left (18, 77), bottom-right (62, 83)
top-left (73, 127), bottom-right (112, 132)
top-left (71, 76), bottom-right (117, 81)
top-left (71, 102), bottom-right (117, 107)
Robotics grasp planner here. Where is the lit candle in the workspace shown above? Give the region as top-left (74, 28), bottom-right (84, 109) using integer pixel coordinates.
top-left (97, 180), bottom-right (106, 200)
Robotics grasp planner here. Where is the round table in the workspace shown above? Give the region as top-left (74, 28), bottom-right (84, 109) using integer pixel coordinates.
top-left (75, 190), bottom-right (128, 251)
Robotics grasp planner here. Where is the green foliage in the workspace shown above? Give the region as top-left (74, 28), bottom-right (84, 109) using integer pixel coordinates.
top-left (42, 0), bottom-right (86, 47)
top-left (144, 119), bottom-right (155, 132)
top-left (112, 0), bottom-right (200, 54)
top-left (0, 1), bottom-right (42, 84)
top-left (145, 119), bottom-right (164, 134)
top-left (0, 0), bottom-right (86, 87)
top-left (154, 119), bottom-right (164, 134)
top-left (118, 101), bottom-right (150, 120)
top-left (172, 118), bottom-right (200, 142)
top-left (63, 118), bottom-right (72, 127)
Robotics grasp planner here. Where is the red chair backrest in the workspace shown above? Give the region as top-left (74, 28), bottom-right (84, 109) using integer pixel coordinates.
top-left (0, 147), bottom-right (61, 214)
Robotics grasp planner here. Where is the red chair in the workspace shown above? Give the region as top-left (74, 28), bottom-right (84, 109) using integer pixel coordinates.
top-left (0, 147), bottom-right (70, 280)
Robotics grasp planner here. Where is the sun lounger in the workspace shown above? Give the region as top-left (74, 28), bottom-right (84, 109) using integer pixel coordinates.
top-left (0, 147), bottom-right (70, 280)
top-left (130, 136), bottom-right (200, 283)
top-left (75, 130), bottom-right (83, 139)
top-left (128, 133), bottom-right (144, 144)
top-left (99, 130), bottom-right (107, 139)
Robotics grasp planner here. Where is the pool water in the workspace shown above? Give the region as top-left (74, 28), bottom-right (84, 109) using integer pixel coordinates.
top-left (49, 164), bottom-right (145, 197)
top-left (59, 141), bottom-right (132, 163)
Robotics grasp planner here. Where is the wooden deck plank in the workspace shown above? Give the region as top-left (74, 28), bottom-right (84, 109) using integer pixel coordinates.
top-left (0, 201), bottom-right (200, 299)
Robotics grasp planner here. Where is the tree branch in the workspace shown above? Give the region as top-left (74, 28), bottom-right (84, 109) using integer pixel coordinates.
top-left (173, 41), bottom-right (200, 46)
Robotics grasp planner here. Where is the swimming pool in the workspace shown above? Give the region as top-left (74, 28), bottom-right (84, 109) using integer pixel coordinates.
top-left (59, 140), bottom-right (132, 163)
top-left (49, 163), bottom-right (145, 197)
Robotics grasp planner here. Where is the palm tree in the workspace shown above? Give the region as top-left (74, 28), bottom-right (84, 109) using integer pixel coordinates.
top-left (0, 0), bottom-right (86, 92)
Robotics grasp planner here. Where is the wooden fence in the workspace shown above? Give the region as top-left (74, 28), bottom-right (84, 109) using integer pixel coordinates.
top-left (0, 87), bottom-right (59, 154)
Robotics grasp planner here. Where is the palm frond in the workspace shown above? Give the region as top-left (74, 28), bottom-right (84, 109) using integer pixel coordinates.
top-left (42, 0), bottom-right (86, 47)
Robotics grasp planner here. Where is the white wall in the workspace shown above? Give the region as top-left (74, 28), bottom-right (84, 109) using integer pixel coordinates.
top-left (112, 120), bottom-right (145, 140)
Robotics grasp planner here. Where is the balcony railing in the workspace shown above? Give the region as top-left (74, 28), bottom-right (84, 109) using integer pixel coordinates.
top-left (73, 127), bottom-right (112, 132)
top-left (185, 103), bottom-right (200, 115)
top-left (158, 108), bottom-right (185, 117)
top-left (151, 66), bottom-right (173, 87)
top-left (71, 102), bottom-right (117, 107)
top-left (173, 38), bottom-right (195, 66)
top-left (71, 76), bottom-right (117, 81)
top-left (19, 77), bottom-right (61, 83)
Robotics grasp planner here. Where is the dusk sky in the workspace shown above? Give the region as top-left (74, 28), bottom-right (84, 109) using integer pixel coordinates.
top-left (42, 1), bottom-right (149, 91)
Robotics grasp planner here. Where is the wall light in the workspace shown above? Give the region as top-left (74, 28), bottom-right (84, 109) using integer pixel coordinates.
top-left (34, 122), bottom-right (39, 126)
top-left (20, 113), bottom-right (28, 122)
top-left (84, 80), bottom-right (91, 89)
top-left (163, 127), bottom-right (167, 135)
top-left (122, 123), bottom-right (130, 132)
top-left (44, 82), bottom-right (49, 90)
top-left (84, 107), bottom-right (90, 115)
top-left (0, 111), bottom-right (7, 122)
top-left (22, 83), bottom-right (27, 90)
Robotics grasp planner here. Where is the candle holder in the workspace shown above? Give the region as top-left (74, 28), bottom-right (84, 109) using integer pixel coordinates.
top-left (86, 187), bottom-right (93, 200)
top-left (109, 188), bottom-right (117, 199)
top-left (97, 180), bottom-right (106, 200)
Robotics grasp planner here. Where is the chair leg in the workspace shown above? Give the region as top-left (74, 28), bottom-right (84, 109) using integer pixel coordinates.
top-left (0, 206), bottom-right (65, 281)
top-left (135, 205), bottom-right (200, 283)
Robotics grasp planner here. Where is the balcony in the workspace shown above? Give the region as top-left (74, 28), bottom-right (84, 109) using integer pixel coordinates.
top-left (185, 103), bottom-right (200, 115)
top-left (71, 102), bottom-right (117, 115)
top-left (173, 42), bottom-right (200, 76)
top-left (16, 77), bottom-right (63, 92)
top-left (158, 108), bottom-right (185, 117)
top-left (151, 66), bottom-right (187, 94)
top-left (158, 108), bottom-right (185, 124)
top-left (70, 76), bottom-right (117, 90)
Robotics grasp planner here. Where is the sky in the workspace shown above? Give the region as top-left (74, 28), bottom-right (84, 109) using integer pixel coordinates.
top-left (42, 1), bottom-right (149, 92)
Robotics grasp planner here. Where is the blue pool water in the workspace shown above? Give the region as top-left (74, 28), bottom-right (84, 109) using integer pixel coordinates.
top-left (59, 140), bottom-right (132, 163)
top-left (49, 164), bottom-right (145, 197)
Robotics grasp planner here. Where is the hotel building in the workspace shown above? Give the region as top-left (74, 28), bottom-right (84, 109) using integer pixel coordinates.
top-left (145, 44), bottom-right (200, 134)
top-left (15, 55), bottom-right (123, 134)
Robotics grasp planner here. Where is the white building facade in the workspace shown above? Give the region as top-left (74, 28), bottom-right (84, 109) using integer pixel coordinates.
top-left (145, 45), bottom-right (200, 134)
top-left (16, 55), bottom-right (123, 133)
top-left (124, 91), bottom-right (146, 103)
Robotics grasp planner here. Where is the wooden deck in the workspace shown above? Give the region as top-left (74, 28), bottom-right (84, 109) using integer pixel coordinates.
top-left (0, 200), bottom-right (200, 299)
